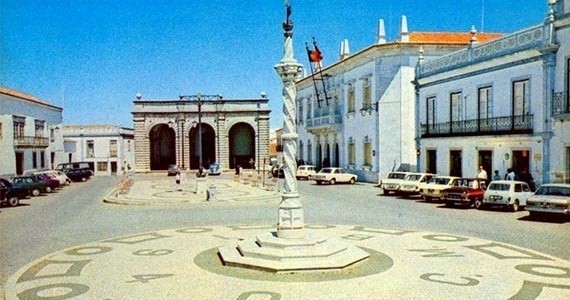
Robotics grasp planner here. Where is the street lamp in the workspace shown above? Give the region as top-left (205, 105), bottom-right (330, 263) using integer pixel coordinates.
top-left (179, 93), bottom-right (223, 169)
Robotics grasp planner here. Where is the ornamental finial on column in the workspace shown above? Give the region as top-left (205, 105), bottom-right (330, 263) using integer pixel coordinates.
top-left (283, 1), bottom-right (293, 36)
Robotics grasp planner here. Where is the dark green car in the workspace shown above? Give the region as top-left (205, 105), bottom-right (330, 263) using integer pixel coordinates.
top-left (10, 176), bottom-right (48, 197)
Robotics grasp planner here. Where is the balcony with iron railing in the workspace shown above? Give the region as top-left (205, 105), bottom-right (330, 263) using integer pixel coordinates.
top-left (553, 91), bottom-right (570, 119)
top-left (421, 115), bottom-right (533, 138)
top-left (13, 136), bottom-right (50, 148)
top-left (306, 114), bottom-right (343, 131)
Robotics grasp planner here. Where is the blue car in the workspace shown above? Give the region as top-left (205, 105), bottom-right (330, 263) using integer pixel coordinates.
top-left (209, 163), bottom-right (221, 175)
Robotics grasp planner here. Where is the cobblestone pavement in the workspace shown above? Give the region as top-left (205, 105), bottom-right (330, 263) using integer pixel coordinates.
top-left (3, 173), bottom-right (570, 299)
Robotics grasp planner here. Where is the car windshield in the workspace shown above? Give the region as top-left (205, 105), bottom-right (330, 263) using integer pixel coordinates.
top-left (489, 183), bottom-right (510, 191)
top-left (405, 175), bottom-right (422, 181)
top-left (320, 168), bottom-right (333, 174)
top-left (535, 186), bottom-right (570, 197)
top-left (388, 173), bottom-right (406, 179)
top-left (433, 177), bottom-right (451, 185)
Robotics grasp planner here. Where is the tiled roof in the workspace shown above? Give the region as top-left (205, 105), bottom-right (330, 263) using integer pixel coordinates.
top-left (408, 32), bottom-right (504, 44)
top-left (0, 86), bottom-right (61, 109)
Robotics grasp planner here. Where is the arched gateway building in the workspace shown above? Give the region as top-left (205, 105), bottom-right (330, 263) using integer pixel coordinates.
top-left (132, 94), bottom-right (270, 173)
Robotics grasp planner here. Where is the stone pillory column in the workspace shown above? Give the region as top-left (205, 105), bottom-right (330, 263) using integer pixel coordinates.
top-left (274, 0), bottom-right (304, 239)
top-left (217, 2), bottom-right (368, 272)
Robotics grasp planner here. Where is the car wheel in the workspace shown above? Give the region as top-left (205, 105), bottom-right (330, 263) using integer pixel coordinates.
top-left (349, 177), bottom-right (355, 184)
top-left (474, 199), bottom-right (484, 210)
top-left (31, 188), bottom-right (41, 197)
top-left (511, 200), bottom-right (519, 212)
top-left (46, 186), bottom-right (52, 193)
top-left (7, 196), bottom-right (19, 207)
top-left (424, 196), bottom-right (431, 202)
top-left (444, 201), bottom-right (453, 207)
top-left (329, 178), bottom-right (336, 185)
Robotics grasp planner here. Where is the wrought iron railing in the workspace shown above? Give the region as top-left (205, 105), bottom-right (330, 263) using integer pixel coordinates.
top-left (306, 114), bottom-right (342, 129)
top-left (553, 91), bottom-right (569, 114)
top-left (13, 136), bottom-right (49, 148)
top-left (421, 115), bottom-right (533, 137)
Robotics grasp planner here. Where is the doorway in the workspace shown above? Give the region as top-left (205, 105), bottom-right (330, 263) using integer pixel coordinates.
top-left (15, 152), bottom-right (24, 175)
top-left (478, 150), bottom-right (493, 181)
top-left (450, 150), bottom-right (462, 177)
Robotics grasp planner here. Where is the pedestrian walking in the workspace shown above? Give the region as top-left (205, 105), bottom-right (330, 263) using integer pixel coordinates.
top-left (175, 172), bottom-right (181, 191)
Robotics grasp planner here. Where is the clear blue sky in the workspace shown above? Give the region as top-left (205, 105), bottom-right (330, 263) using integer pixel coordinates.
top-left (1, 0), bottom-right (547, 130)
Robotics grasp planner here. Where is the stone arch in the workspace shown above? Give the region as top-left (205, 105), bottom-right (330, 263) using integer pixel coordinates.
top-left (189, 123), bottom-right (216, 169)
top-left (229, 122), bottom-right (255, 169)
top-left (149, 124), bottom-right (175, 170)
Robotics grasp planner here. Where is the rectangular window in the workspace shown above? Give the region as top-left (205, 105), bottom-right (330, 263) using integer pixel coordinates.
top-left (364, 141), bottom-right (372, 165)
top-left (87, 140), bottom-right (95, 158)
top-left (348, 141), bottom-right (355, 165)
top-left (306, 99), bottom-right (312, 119)
top-left (363, 83), bottom-right (371, 108)
top-left (110, 140), bottom-right (117, 157)
top-left (298, 102), bottom-right (304, 124)
top-left (513, 79), bottom-right (530, 116)
top-left (97, 161), bottom-right (108, 171)
top-left (427, 96), bottom-right (436, 129)
top-left (478, 86), bottom-right (493, 119)
top-left (450, 92), bottom-right (462, 122)
top-left (308, 142), bottom-right (313, 164)
top-left (35, 120), bottom-right (45, 137)
top-left (13, 116), bottom-right (25, 139)
top-left (348, 85), bottom-right (355, 113)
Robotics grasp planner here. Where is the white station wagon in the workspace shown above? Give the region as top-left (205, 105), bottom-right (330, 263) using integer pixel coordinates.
top-left (398, 173), bottom-right (436, 195)
top-left (480, 180), bottom-right (533, 212)
top-left (379, 172), bottom-right (410, 195)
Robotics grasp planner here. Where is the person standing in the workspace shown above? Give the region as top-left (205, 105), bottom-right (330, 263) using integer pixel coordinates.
top-left (477, 166), bottom-right (488, 180)
top-left (492, 170), bottom-right (501, 181)
top-left (506, 168), bottom-right (516, 181)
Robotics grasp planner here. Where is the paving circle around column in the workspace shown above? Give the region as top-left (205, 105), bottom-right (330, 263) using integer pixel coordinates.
top-left (5, 224), bottom-right (570, 299)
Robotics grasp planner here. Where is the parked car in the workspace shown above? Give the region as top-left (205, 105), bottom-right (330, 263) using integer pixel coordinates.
top-left (419, 176), bottom-right (461, 202)
top-left (525, 183), bottom-right (570, 218)
top-left (167, 164), bottom-right (180, 176)
top-left (480, 180), bottom-right (533, 211)
top-left (0, 178), bottom-right (29, 207)
top-left (55, 162), bottom-right (93, 182)
top-left (398, 173), bottom-right (436, 196)
top-left (32, 173), bottom-right (60, 193)
top-left (313, 167), bottom-right (357, 185)
top-left (378, 172), bottom-right (410, 195)
top-left (10, 176), bottom-right (48, 197)
top-left (208, 163), bottom-right (221, 175)
top-left (37, 170), bottom-right (71, 186)
top-left (296, 165), bottom-right (316, 180)
top-left (442, 178), bottom-right (487, 208)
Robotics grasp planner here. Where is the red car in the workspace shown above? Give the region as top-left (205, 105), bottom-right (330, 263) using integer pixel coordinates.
top-left (32, 174), bottom-right (60, 193)
top-left (442, 178), bottom-right (487, 208)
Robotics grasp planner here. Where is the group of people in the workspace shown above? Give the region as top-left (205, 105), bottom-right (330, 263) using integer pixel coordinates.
top-left (479, 166), bottom-right (536, 190)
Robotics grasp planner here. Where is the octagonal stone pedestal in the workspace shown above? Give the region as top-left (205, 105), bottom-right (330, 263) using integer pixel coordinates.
top-left (218, 232), bottom-right (369, 272)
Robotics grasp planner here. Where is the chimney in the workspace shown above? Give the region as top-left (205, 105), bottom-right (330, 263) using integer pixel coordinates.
top-left (340, 39), bottom-right (350, 60)
top-left (377, 19), bottom-right (386, 44)
top-left (399, 15), bottom-right (409, 42)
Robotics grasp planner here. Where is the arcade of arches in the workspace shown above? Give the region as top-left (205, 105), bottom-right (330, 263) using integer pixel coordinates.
top-left (133, 98), bottom-right (270, 172)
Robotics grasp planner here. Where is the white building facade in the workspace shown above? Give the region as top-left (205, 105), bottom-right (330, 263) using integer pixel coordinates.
top-left (415, 0), bottom-right (570, 185)
top-left (0, 87), bottom-right (65, 175)
top-left (296, 17), bottom-right (502, 183)
top-left (62, 125), bottom-right (135, 176)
